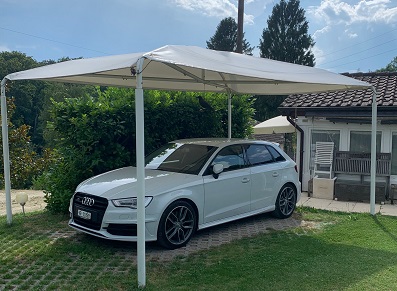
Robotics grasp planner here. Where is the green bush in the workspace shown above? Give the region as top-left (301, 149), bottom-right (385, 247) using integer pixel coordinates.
top-left (0, 98), bottom-right (54, 189)
top-left (42, 88), bottom-right (254, 213)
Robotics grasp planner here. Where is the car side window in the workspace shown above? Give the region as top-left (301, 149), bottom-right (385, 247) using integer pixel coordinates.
top-left (267, 145), bottom-right (286, 162)
top-left (246, 144), bottom-right (273, 166)
top-left (211, 145), bottom-right (245, 172)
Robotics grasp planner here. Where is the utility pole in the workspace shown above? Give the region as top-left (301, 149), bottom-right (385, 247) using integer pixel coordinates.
top-left (236, 0), bottom-right (244, 54)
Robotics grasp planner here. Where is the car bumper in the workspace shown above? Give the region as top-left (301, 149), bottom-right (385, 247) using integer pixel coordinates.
top-left (69, 205), bottom-right (160, 242)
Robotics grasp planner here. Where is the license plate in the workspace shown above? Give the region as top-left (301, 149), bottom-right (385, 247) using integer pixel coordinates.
top-left (77, 209), bottom-right (91, 220)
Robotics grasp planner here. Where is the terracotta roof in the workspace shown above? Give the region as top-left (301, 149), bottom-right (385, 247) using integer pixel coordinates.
top-left (281, 72), bottom-right (397, 108)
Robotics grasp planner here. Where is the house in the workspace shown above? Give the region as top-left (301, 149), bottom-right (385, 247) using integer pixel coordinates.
top-left (279, 72), bottom-right (397, 202)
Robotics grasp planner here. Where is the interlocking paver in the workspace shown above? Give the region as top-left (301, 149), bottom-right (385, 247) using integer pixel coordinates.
top-left (100, 213), bottom-right (303, 264)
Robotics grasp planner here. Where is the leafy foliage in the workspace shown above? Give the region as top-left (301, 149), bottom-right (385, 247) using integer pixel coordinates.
top-left (0, 52), bottom-right (43, 141)
top-left (0, 98), bottom-right (54, 189)
top-left (0, 51), bottom-right (96, 150)
top-left (376, 56), bottom-right (397, 72)
top-left (206, 17), bottom-right (254, 55)
top-left (41, 88), bottom-right (254, 213)
top-left (255, 0), bottom-right (316, 121)
top-left (259, 0), bottom-right (315, 66)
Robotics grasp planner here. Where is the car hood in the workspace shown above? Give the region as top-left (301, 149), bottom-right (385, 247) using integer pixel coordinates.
top-left (76, 166), bottom-right (202, 199)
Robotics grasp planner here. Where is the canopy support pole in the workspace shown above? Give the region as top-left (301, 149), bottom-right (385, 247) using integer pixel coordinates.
top-left (1, 78), bottom-right (12, 225)
top-left (370, 87), bottom-right (377, 215)
top-left (228, 91), bottom-right (232, 139)
top-left (135, 58), bottom-right (146, 287)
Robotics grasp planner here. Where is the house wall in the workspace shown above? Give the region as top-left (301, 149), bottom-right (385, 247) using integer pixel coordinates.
top-left (296, 117), bottom-right (397, 191)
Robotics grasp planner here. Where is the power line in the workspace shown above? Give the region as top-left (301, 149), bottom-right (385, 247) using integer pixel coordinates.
top-left (317, 26), bottom-right (397, 58)
top-left (0, 26), bottom-right (110, 56)
top-left (320, 37), bottom-right (397, 66)
top-left (327, 47), bottom-right (397, 70)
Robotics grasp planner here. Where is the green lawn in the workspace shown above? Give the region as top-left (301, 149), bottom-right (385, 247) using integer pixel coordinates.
top-left (1, 208), bottom-right (396, 290)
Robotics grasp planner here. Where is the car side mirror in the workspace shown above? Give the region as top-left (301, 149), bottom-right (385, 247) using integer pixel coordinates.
top-left (212, 164), bottom-right (224, 179)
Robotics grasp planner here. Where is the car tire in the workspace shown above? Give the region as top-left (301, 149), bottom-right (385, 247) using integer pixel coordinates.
top-left (157, 200), bottom-right (197, 249)
top-left (272, 184), bottom-right (297, 219)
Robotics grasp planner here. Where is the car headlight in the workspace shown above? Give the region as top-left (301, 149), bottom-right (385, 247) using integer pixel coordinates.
top-left (111, 196), bottom-right (153, 208)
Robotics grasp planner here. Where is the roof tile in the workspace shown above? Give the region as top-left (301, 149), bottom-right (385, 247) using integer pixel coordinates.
top-left (281, 72), bottom-right (397, 108)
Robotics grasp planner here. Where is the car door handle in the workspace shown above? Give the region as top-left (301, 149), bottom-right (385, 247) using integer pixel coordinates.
top-left (272, 172), bottom-right (279, 177)
top-left (241, 177), bottom-right (250, 183)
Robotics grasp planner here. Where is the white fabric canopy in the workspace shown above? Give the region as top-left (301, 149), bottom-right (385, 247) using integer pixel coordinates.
top-left (6, 45), bottom-right (369, 94)
top-left (253, 115), bottom-right (295, 135)
top-left (2, 45), bottom-right (375, 287)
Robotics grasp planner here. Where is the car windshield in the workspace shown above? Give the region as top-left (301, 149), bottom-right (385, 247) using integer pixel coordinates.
top-left (145, 143), bottom-right (217, 175)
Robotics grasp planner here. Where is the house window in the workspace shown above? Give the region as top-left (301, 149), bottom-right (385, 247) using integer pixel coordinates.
top-left (392, 133), bottom-right (397, 175)
top-left (349, 131), bottom-right (381, 153)
top-left (310, 130), bottom-right (340, 174)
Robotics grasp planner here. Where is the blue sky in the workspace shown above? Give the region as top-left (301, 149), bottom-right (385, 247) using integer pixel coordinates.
top-left (1, 0), bottom-right (397, 73)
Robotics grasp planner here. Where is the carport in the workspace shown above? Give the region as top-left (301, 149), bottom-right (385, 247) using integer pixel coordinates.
top-left (1, 45), bottom-right (373, 287)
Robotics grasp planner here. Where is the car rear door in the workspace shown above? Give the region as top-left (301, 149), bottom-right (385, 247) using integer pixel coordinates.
top-left (202, 145), bottom-right (251, 223)
top-left (245, 144), bottom-right (283, 211)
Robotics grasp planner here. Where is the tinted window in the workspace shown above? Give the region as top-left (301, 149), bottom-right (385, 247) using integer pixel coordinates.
top-left (145, 143), bottom-right (216, 175)
top-left (246, 144), bottom-right (273, 165)
top-left (267, 145), bottom-right (286, 162)
top-left (211, 145), bottom-right (245, 172)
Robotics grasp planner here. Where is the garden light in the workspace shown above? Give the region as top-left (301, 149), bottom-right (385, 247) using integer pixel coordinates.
top-left (16, 192), bottom-right (28, 215)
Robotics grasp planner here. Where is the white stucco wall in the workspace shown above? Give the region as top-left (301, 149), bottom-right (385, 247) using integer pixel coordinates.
top-left (296, 117), bottom-right (397, 191)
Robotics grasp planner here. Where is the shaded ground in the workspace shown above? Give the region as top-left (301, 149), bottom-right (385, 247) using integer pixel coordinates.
top-left (0, 190), bottom-right (46, 216)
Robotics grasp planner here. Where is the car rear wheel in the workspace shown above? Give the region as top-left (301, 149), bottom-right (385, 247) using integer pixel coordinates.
top-left (157, 200), bottom-right (197, 249)
top-left (272, 184), bottom-right (297, 218)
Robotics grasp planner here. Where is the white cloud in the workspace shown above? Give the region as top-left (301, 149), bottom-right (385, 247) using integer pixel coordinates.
top-left (308, 0), bottom-right (397, 26)
top-left (171, 0), bottom-right (255, 24)
top-left (0, 45), bottom-right (11, 52)
top-left (312, 45), bottom-right (326, 66)
top-left (313, 25), bottom-right (331, 39)
top-left (345, 29), bottom-right (358, 38)
top-left (307, 0), bottom-right (397, 44)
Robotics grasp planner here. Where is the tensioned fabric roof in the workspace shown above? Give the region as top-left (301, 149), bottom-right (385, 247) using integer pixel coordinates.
top-left (2, 45), bottom-right (376, 288)
top-left (5, 45), bottom-right (370, 94)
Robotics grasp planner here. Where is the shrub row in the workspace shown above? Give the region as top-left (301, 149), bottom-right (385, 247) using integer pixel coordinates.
top-left (41, 88), bottom-right (254, 213)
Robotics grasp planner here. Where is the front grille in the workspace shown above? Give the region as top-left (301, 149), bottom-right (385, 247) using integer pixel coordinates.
top-left (106, 223), bottom-right (137, 236)
top-left (72, 192), bottom-right (108, 231)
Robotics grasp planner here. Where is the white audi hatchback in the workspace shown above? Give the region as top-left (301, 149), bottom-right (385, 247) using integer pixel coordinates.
top-left (69, 138), bottom-right (300, 249)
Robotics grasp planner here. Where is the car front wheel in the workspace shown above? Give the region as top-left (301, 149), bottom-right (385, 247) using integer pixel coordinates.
top-left (157, 200), bottom-right (197, 249)
top-left (272, 184), bottom-right (297, 218)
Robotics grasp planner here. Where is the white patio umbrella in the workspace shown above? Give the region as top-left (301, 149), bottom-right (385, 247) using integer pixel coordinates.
top-left (1, 45), bottom-right (374, 287)
top-left (253, 115), bottom-right (295, 135)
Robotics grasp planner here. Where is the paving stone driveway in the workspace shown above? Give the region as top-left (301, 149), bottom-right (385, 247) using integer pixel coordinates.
top-left (98, 213), bottom-right (304, 263)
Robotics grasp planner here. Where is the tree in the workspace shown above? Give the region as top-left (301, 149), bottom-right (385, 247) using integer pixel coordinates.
top-left (0, 51), bottom-right (41, 133)
top-left (206, 17), bottom-right (254, 55)
top-left (259, 0), bottom-right (315, 66)
top-left (377, 56), bottom-right (397, 72)
top-left (255, 0), bottom-right (315, 121)
top-left (0, 52), bottom-right (97, 149)
top-left (0, 97), bottom-right (53, 189)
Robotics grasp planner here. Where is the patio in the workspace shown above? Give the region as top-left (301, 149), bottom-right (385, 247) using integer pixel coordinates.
top-left (298, 192), bottom-right (397, 216)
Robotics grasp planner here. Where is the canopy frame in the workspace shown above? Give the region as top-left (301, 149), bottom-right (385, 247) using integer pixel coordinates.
top-left (0, 45), bottom-right (376, 288)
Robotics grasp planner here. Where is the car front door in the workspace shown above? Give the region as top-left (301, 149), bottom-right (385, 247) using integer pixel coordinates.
top-left (203, 145), bottom-right (251, 224)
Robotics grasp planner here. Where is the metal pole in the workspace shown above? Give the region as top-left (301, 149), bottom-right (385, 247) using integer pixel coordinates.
top-left (1, 78), bottom-right (12, 225)
top-left (135, 58), bottom-right (146, 287)
top-left (236, 0), bottom-right (244, 54)
top-left (370, 87), bottom-right (377, 215)
top-left (228, 92), bottom-right (232, 139)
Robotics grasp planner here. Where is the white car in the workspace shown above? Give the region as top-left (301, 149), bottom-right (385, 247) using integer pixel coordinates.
top-left (69, 138), bottom-right (300, 249)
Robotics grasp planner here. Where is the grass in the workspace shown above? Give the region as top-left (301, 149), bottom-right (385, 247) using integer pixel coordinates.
top-left (0, 208), bottom-right (396, 290)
